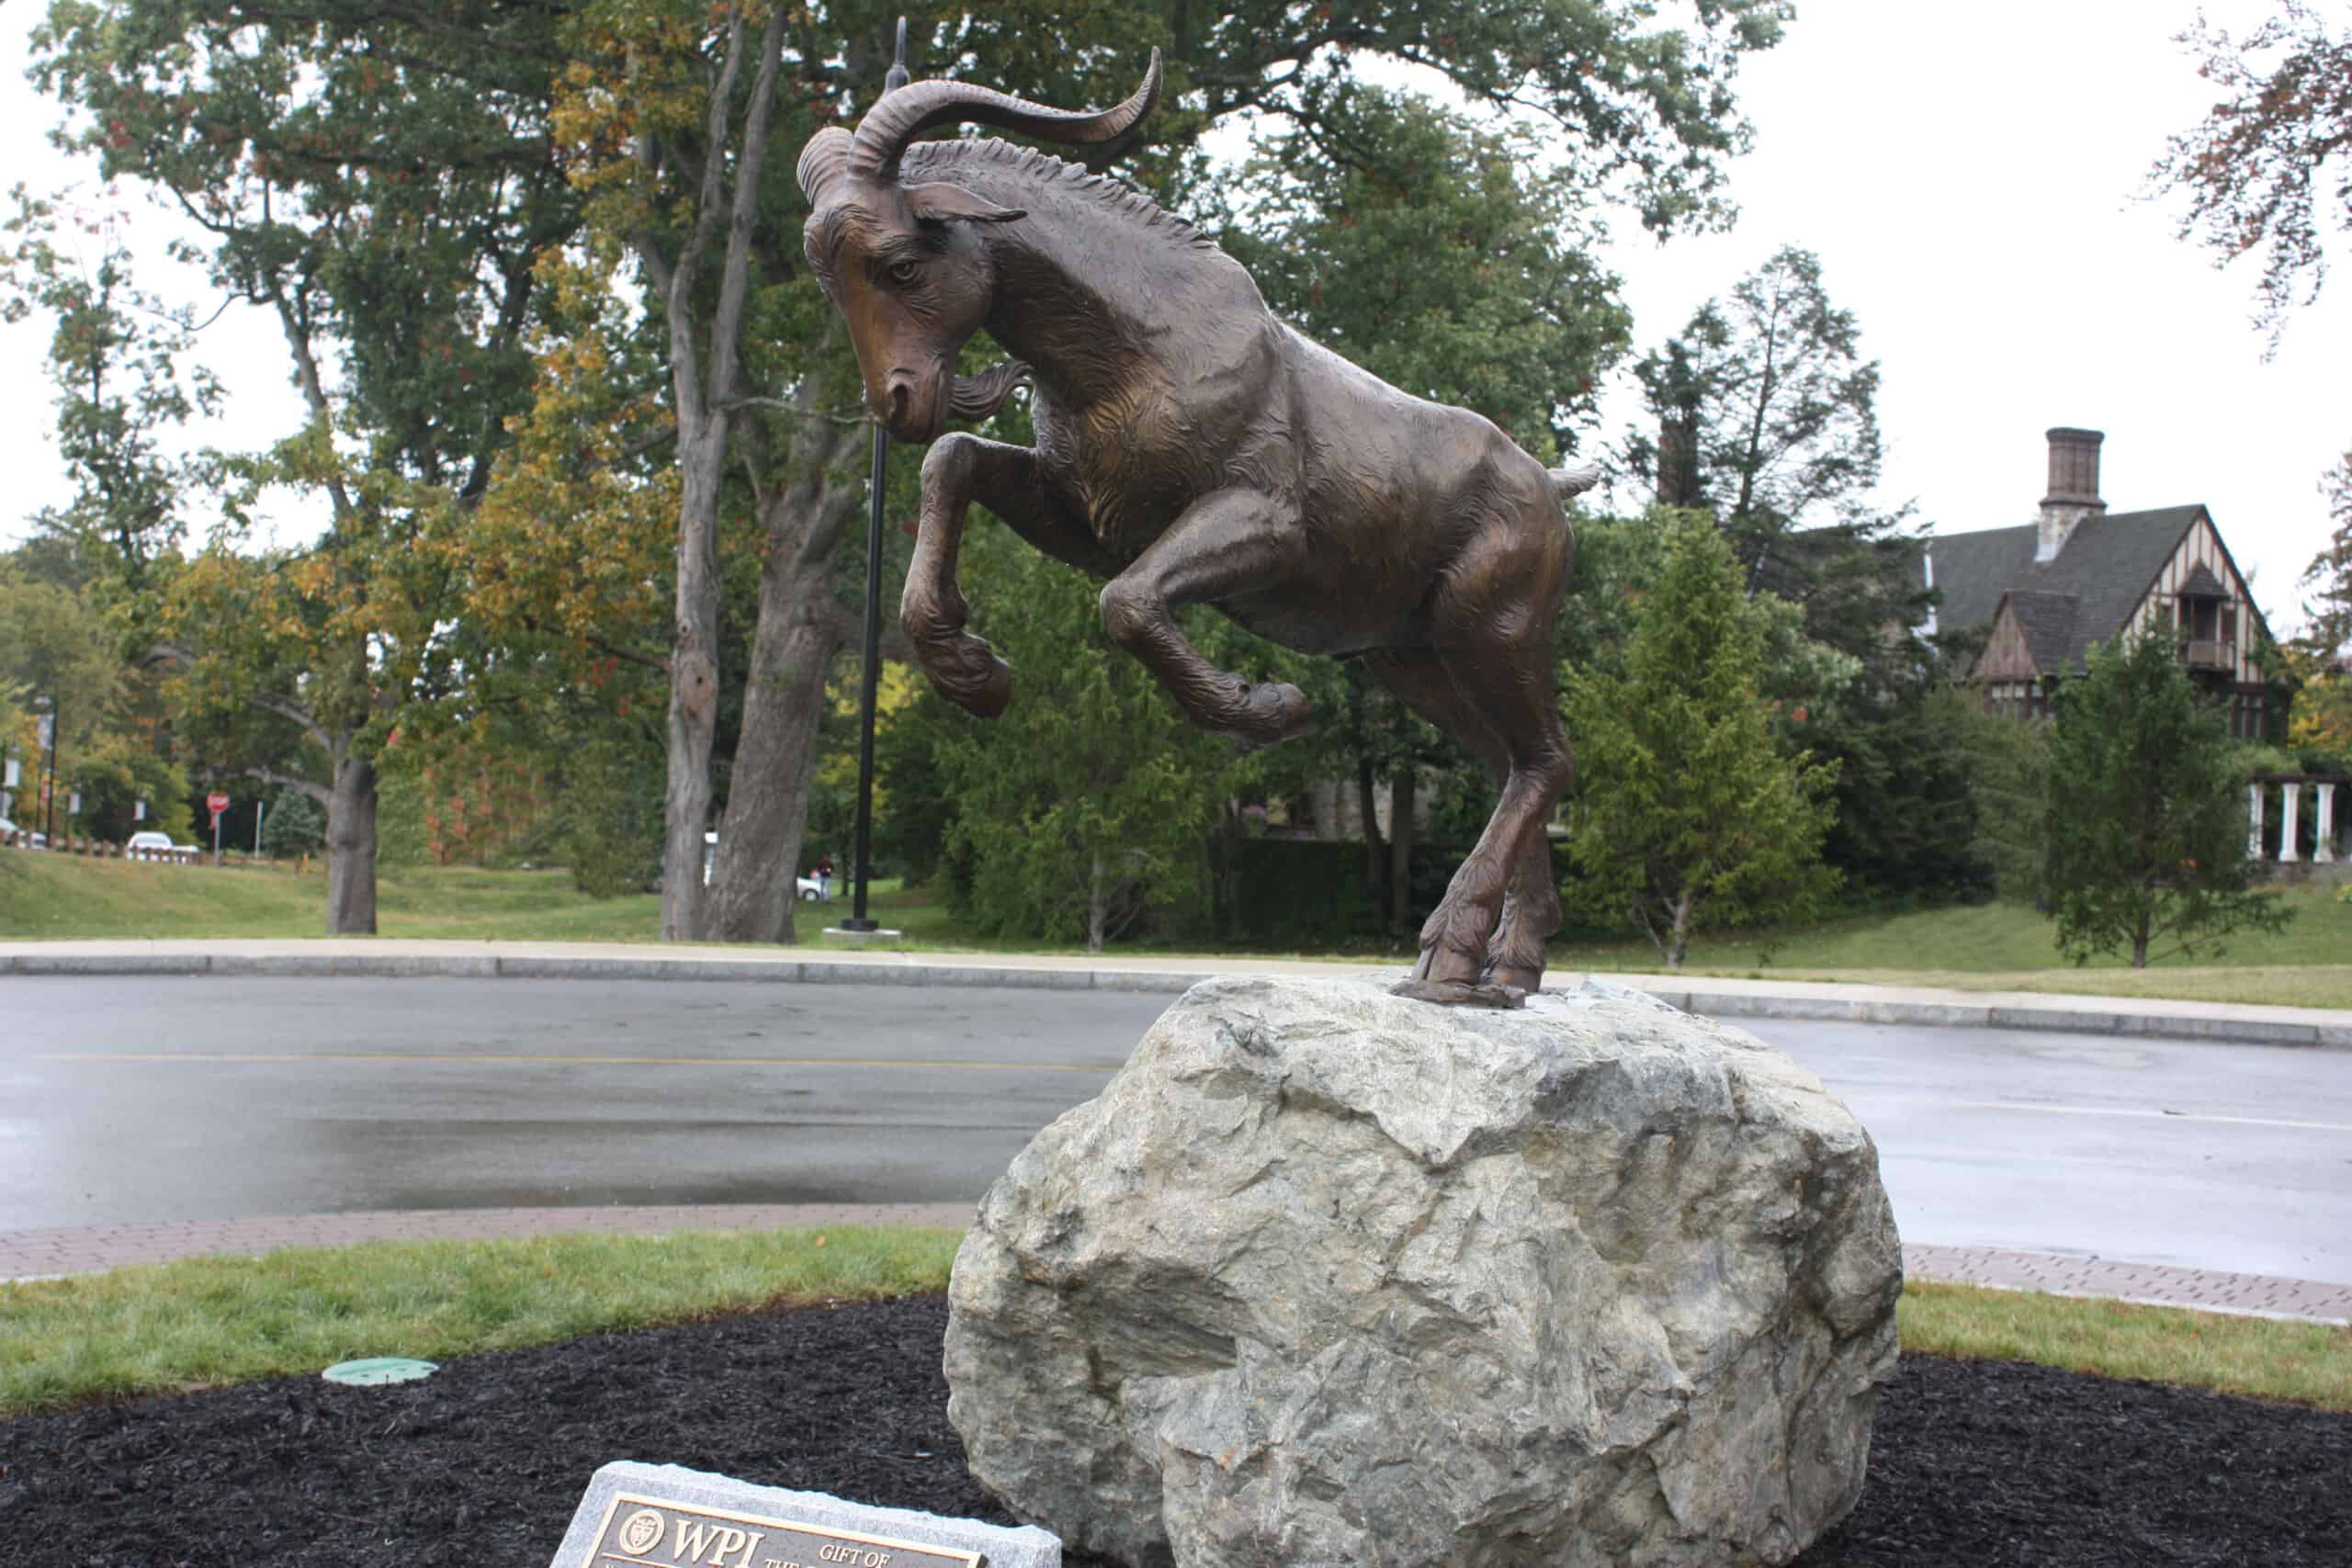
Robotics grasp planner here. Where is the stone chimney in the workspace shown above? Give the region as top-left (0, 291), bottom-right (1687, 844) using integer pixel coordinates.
top-left (1656, 413), bottom-right (1702, 508)
top-left (2037, 427), bottom-right (2105, 561)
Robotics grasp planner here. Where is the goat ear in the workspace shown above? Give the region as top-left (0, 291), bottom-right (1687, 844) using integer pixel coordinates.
top-left (902, 181), bottom-right (1026, 224)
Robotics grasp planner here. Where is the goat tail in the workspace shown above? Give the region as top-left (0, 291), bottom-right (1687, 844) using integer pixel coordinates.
top-left (1546, 461), bottom-right (1602, 503)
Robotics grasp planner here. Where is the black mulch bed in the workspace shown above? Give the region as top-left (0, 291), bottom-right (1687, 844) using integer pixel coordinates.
top-left (3, 1295), bottom-right (2346, 1566)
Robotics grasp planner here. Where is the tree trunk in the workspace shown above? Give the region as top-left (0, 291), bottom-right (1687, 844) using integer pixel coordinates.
top-left (643, 6), bottom-right (786, 942)
top-left (2132, 922), bottom-right (2151, 969)
top-left (1666, 888), bottom-right (1695, 971)
top-left (1389, 767), bottom-right (1417, 939)
top-left (660, 430), bottom-right (726, 942)
top-left (710, 559), bottom-right (848, 943)
top-left (1088, 851), bottom-right (1109, 953)
top-left (1357, 735), bottom-right (1385, 914)
top-left (707, 396), bottom-right (864, 944)
top-left (323, 752), bottom-right (379, 936)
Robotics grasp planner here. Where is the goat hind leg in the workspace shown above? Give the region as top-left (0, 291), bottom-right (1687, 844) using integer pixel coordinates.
top-left (1402, 513), bottom-right (1573, 996)
top-left (1365, 649), bottom-right (1561, 1001)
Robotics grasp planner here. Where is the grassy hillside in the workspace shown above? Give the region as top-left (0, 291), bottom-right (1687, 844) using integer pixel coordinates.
top-left (4, 847), bottom-right (2347, 1009)
top-left (0, 852), bottom-right (664, 942)
top-left (1561, 889), bottom-right (2352, 1008)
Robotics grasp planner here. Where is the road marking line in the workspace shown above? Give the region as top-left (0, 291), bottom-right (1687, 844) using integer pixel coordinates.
top-left (1955, 1100), bottom-right (2352, 1134)
top-left (38, 1051), bottom-right (1118, 1074)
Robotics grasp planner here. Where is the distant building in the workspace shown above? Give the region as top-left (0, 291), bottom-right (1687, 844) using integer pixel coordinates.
top-left (1920, 427), bottom-right (2276, 737)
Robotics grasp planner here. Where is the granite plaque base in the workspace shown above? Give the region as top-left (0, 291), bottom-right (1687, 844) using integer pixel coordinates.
top-left (549, 1462), bottom-right (1059, 1568)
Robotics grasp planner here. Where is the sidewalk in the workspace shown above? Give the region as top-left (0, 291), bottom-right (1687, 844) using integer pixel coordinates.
top-left (4, 1204), bottom-right (2346, 1324)
top-left (7, 937), bottom-right (2351, 1049)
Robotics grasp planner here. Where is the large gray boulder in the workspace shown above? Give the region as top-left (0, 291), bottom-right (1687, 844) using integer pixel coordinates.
top-left (944, 976), bottom-right (1901, 1568)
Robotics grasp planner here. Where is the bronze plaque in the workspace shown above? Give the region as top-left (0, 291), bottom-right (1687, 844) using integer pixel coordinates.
top-left (585, 1491), bottom-right (984, 1568)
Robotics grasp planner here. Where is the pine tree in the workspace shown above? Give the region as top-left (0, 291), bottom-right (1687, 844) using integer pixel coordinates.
top-left (1564, 513), bottom-right (1839, 969)
top-left (260, 787), bottom-right (327, 860)
top-left (929, 525), bottom-right (1233, 953)
top-left (2045, 630), bottom-right (2293, 967)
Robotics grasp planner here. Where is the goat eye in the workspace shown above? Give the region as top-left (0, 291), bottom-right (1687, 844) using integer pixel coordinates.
top-left (888, 259), bottom-right (921, 285)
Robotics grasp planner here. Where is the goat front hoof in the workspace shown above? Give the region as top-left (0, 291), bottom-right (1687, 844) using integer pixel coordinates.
top-left (1231, 681), bottom-right (1311, 748)
top-left (927, 634), bottom-right (1012, 719)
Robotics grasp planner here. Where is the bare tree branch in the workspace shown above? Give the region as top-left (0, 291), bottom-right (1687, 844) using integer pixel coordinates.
top-left (703, 5), bottom-right (788, 415)
top-left (248, 690), bottom-right (336, 753)
top-left (587, 634), bottom-right (673, 676)
top-left (209, 761), bottom-right (333, 808)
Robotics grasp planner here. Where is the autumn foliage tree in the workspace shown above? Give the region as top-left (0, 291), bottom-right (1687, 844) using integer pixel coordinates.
top-left (2153, 0), bottom-right (2352, 345)
top-left (32, 0), bottom-right (581, 930)
top-left (23, 0), bottom-right (1787, 940)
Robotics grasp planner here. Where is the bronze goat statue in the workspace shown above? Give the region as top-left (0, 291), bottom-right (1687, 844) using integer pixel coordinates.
top-left (798, 52), bottom-right (1599, 1005)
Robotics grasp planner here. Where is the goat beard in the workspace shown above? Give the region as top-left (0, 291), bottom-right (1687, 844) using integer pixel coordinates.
top-left (947, 359), bottom-right (1033, 422)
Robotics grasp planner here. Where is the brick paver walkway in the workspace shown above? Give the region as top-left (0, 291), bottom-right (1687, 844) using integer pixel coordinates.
top-left (1901, 1241), bottom-right (2352, 1323)
top-left (4, 1207), bottom-right (2346, 1324)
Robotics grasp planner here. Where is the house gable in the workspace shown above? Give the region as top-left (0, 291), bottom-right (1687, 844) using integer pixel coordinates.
top-left (1973, 595), bottom-right (2045, 682)
top-left (1931, 505), bottom-right (2200, 673)
top-left (2121, 507), bottom-right (2275, 685)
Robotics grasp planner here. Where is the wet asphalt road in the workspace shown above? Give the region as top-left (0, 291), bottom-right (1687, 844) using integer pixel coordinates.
top-left (6, 976), bottom-right (2349, 1280)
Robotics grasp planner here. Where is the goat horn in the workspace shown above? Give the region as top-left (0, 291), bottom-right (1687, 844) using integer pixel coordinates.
top-left (848, 49), bottom-right (1162, 186)
top-left (796, 126), bottom-right (854, 205)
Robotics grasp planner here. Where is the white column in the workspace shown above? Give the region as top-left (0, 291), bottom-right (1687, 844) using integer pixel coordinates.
top-left (2247, 782), bottom-right (2265, 861)
top-left (2316, 783), bottom-right (2337, 864)
top-left (2278, 781), bottom-right (2301, 863)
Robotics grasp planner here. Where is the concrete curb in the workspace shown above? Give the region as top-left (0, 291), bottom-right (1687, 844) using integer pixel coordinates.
top-left (8, 945), bottom-right (2348, 1049)
top-left (1643, 987), bottom-right (2352, 1051)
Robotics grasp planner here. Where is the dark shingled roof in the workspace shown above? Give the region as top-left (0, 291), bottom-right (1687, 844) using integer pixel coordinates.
top-left (2004, 590), bottom-right (2081, 674)
top-left (1924, 523), bottom-right (2039, 634)
top-left (2177, 561), bottom-right (2228, 599)
top-left (1922, 505), bottom-right (2206, 674)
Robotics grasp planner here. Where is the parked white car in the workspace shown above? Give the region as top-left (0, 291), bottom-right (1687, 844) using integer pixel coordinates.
top-left (125, 830), bottom-right (179, 858)
top-left (0, 814), bottom-right (45, 848)
top-left (702, 830), bottom-right (829, 899)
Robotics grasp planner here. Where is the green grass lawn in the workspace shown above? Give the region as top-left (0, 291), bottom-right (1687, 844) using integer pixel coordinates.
top-left (1557, 886), bottom-right (2352, 1010)
top-left (0, 1228), bottom-right (958, 1414)
top-left (6, 847), bottom-right (2348, 1009)
top-left (0, 851), bottom-right (666, 942)
top-left (1, 1229), bottom-right (2342, 1416)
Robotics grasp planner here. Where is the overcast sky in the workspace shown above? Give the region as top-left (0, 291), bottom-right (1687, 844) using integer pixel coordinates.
top-left (1, 0), bottom-right (2344, 633)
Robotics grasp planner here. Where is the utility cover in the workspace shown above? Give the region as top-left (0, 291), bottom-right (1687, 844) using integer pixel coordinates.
top-left (322, 1357), bottom-right (438, 1386)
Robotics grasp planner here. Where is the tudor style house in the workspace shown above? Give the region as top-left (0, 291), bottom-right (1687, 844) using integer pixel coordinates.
top-left (1921, 427), bottom-right (2275, 738)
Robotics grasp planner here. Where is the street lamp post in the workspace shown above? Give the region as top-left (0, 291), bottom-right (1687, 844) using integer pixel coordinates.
top-left (840, 18), bottom-right (911, 936)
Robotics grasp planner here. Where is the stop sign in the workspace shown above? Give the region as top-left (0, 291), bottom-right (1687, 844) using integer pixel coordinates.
top-left (206, 792), bottom-right (230, 814)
